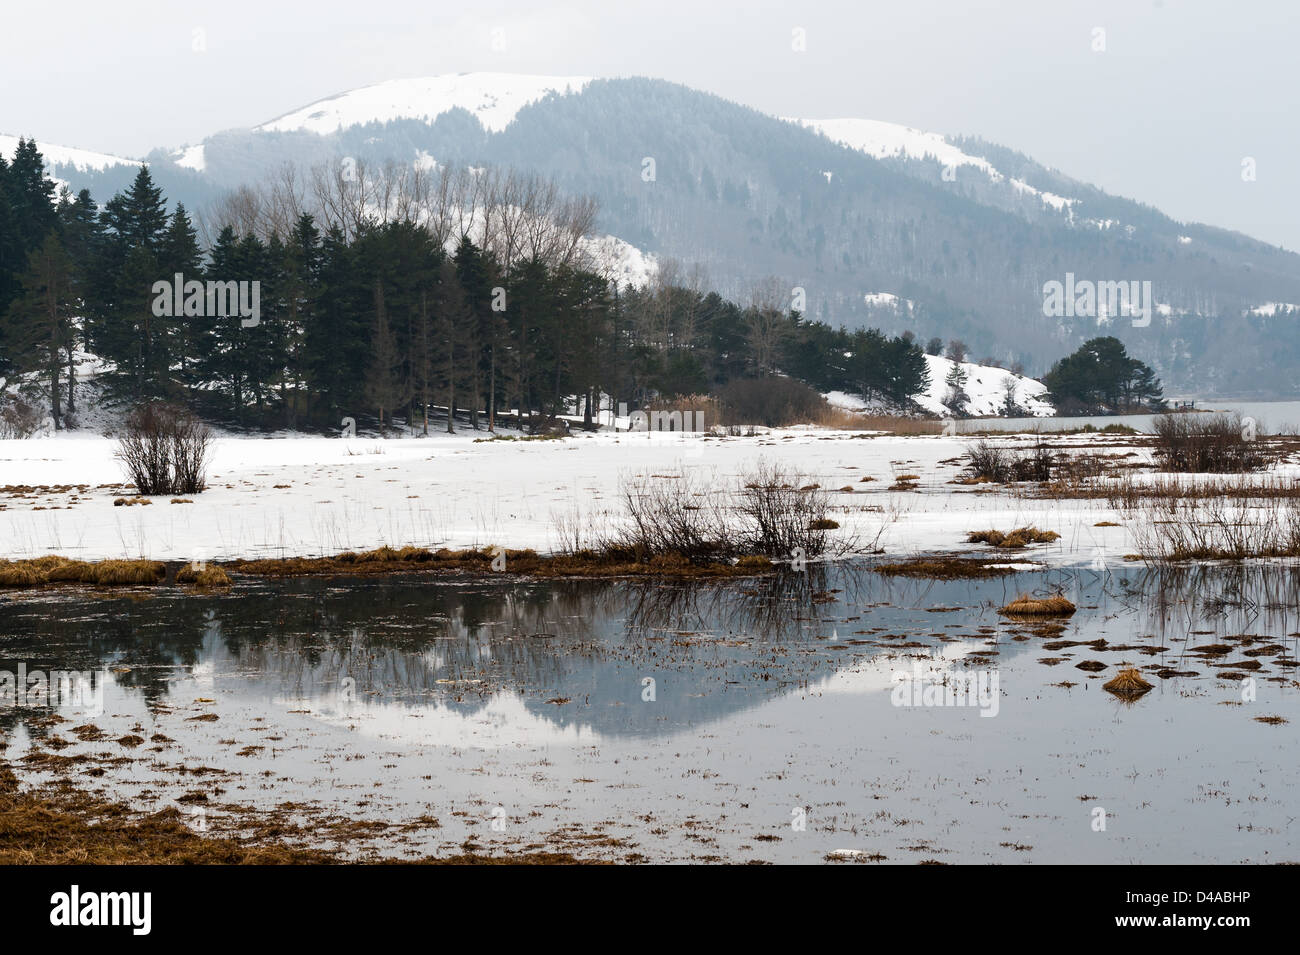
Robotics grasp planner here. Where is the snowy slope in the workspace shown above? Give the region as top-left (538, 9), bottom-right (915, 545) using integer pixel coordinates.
top-left (173, 143), bottom-right (206, 171)
top-left (825, 356), bottom-right (1052, 418)
top-left (915, 354), bottom-right (1053, 417)
top-left (0, 133), bottom-right (140, 174)
top-left (791, 117), bottom-right (1074, 211)
top-left (257, 73), bottom-right (592, 135)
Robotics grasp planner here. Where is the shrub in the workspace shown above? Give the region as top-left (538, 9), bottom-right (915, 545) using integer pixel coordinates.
top-left (965, 439), bottom-right (1055, 482)
top-left (736, 462), bottom-right (842, 558)
top-left (602, 464), bottom-right (854, 563)
top-left (116, 403), bottom-right (212, 495)
top-left (615, 470), bottom-right (732, 562)
top-left (1152, 413), bottom-right (1271, 473)
top-left (716, 376), bottom-right (830, 428)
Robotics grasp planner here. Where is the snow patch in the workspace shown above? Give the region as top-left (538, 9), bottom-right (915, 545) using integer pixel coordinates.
top-left (173, 144), bottom-right (206, 171)
top-left (1248, 303), bottom-right (1300, 317)
top-left (792, 118), bottom-right (1075, 211)
top-left (257, 73), bottom-right (592, 136)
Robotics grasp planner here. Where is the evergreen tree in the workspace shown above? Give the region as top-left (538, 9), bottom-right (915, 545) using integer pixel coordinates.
top-left (91, 167), bottom-right (173, 404)
top-left (1, 234), bottom-right (76, 426)
top-left (159, 204), bottom-right (204, 390)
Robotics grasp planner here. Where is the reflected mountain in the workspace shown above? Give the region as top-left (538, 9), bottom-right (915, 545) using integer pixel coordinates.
top-left (2, 563), bottom-right (1296, 742)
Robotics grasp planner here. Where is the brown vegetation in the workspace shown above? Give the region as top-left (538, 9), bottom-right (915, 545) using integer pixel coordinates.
top-left (999, 594), bottom-right (1077, 616)
top-left (1103, 667), bottom-right (1154, 700)
top-left (0, 763), bottom-right (597, 865)
top-left (0, 557), bottom-right (166, 588)
top-left (966, 527), bottom-right (1060, 549)
top-left (873, 557), bottom-right (1026, 579)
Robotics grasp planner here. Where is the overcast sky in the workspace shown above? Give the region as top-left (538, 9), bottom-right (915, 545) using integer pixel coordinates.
top-left (3, 0), bottom-right (1296, 249)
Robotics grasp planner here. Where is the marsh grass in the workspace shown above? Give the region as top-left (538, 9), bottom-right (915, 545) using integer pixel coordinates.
top-left (1117, 493), bottom-right (1300, 560)
top-left (999, 594), bottom-right (1077, 616)
top-left (0, 557), bottom-right (165, 588)
top-left (966, 527), bottom-right (1060, 549)
top-left (1103, 667), bottom-right (1154, 700)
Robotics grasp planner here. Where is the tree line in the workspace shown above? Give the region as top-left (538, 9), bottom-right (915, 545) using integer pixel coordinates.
top-left (0, 141), bottom-right (932, 432)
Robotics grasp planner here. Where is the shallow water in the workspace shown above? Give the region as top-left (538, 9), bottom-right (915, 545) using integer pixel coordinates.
top-left (2, 563), bottom-right (1298, 863)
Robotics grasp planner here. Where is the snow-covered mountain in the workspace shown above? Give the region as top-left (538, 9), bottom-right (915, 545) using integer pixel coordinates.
top-left (12, 72), bottom-right (1300, 396)
top-left (0, 133), bottom-right (141, 174)
top-left (256, 73), bottom-right (592, 135)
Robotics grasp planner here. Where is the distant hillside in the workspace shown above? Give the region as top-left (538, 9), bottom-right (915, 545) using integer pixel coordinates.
top-left (23, 73), bottom-right (1300, 397)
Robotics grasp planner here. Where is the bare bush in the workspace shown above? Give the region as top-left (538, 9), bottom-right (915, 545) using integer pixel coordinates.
top-left (717, 375), bottom-right (829, 428)
top-left (601, 464), bottom-right (857, 563)
top-left (965, 439), bottom-right (1055, 482)
top-left (736, 462), bottom-right (840, 558)
top-left (0, 395), bottom-right (42, 439)
top-left (116, 403), bottom-right (212, 495)
top-left (614, 471), bottom-right (732, 562)
top-left (1152, 413), bottom-right (1272, 473)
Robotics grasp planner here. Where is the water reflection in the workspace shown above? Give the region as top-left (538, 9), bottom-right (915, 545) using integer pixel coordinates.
top-left (1, 563), bottom-right (1297, 742)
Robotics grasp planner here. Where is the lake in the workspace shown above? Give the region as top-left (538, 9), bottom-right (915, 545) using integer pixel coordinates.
top-left (962, 399), bottom-right (1300, 434)
top-left (2, 563), bottom-right (1298, 863)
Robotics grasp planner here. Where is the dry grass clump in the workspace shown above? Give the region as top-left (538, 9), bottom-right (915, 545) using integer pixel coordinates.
top-left (0, 557), bottom-right (165, 588)
top-left (967, 527), bottom-right (1060, 549)
top-left (176, 563), bottom-right (233, 588)
top-left (999, 593), bottom-right (1077, 616)
top-left (83, 560), bottom-right (166, 586)
top-left (0, 565), bottom-right (42, 587)
top-left (44, 559), bottom-right (93, 582)
top-left (874, 557), bottom-right (1023, 579)
top-left (1103, 667), bottom-right (1154, 700)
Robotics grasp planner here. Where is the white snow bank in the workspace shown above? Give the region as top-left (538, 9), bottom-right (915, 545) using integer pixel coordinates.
top-left (913, 355), bottom-right (1053, 418)
top-left (257, 73), bottom-right (592, 136)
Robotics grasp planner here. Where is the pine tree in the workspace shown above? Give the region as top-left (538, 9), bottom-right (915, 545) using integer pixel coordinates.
top-left (91, 167), bottom-right (173, 404)
top-left (364, 277), bottom-right (406, 432)
top-left (5, 139), bottom-right (57, 253)
top-left (99, 167), bottom-right (167, 251)
top-left (159, 204), bottom-right (203, 390)
top-left (1, 234), bottom-right (76, 426)
top-left (280, 214), bottom-right (321, 426)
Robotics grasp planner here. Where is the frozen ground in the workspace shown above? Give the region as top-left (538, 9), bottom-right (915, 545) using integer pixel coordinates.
top-left (2, 426), bottom-right (1147, 566)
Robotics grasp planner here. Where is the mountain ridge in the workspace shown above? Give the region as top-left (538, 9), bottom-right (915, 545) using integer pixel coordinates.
top-left (12, 73), bottom-right (1300, 396)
